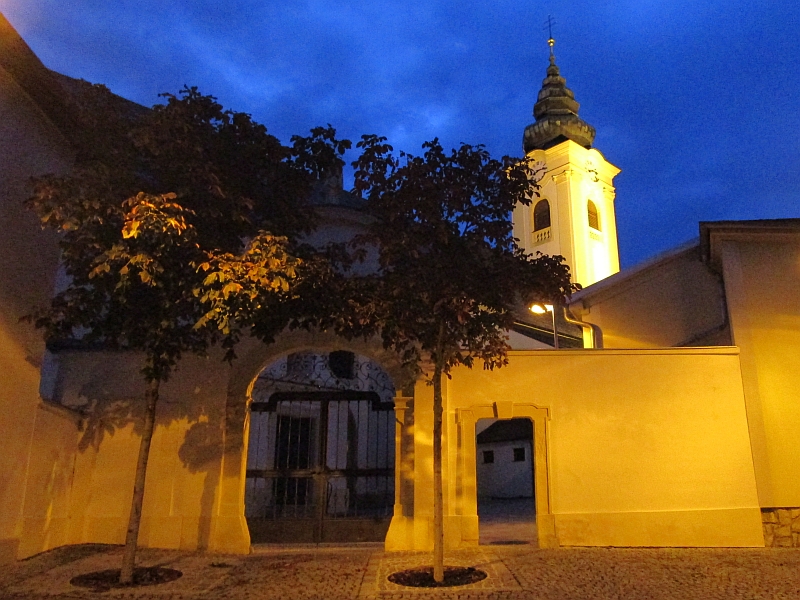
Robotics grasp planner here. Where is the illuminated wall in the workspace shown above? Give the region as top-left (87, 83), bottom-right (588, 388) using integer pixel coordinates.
top-left (513, 139), bottom-right (621, 288)
top-left (715, 234), bottom-right (800, 510)
top-left (35, 339), bottom-right (766, 556)
top-left (17, 329), bottom-right (408, 559)
top-left (0, 56), bottom-right (74, 562)
top-left (40, 346), bottom-right (245, 556)
top-left (568, 243), bottom-right (731, 349)
top-left (568, 225), bottom-right (800, 521)
top-left (386, 348), bottom-right (763, 550)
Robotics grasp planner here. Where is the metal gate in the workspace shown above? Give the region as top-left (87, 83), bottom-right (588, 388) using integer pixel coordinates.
top-left (245, 351), bottom-right (396, 543)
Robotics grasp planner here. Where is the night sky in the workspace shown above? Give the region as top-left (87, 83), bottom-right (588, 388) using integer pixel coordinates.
top-left (3, 0), bottom-right (799, 267)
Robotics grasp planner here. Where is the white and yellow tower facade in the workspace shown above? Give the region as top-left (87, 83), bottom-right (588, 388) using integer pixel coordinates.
top-left (513, 46), bottom-right (621, 288)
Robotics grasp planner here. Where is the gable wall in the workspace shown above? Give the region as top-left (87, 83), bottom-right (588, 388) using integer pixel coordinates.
top-left (570, 245), bottom-right (729, 348)
top-left (719, 237), bottom-right (800, 509)
top-left (475, 439), bottom-right (533, 499)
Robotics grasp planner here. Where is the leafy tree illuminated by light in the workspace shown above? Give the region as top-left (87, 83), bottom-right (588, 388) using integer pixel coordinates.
top-left (26, 85), bottom-right (345, 584)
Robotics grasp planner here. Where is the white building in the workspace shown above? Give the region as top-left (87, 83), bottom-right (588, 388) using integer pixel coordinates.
top-left (476, 419), bottom-right (533, 500)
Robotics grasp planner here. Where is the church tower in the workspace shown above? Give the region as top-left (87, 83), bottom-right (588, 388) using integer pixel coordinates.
top-left (513, 39), bottom-right (621, 288)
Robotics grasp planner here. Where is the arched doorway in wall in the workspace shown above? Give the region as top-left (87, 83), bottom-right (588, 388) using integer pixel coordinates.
top-left (245, 350), bottom-right (396, 543)
top-left (475, 417), bottom-right (537, 546)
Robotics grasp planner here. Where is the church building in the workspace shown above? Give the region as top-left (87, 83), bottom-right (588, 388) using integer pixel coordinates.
top-left (1, 12), bottom-right (799, 564)
top-left (514, 44), bottom-right (620, 290)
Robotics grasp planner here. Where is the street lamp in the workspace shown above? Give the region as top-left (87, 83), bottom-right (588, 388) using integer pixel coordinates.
top-left (530, 303), bottom-right (559, 349)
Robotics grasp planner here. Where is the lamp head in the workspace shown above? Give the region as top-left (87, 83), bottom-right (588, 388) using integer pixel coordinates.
top-left (530, 303), bottom-right (554, 314)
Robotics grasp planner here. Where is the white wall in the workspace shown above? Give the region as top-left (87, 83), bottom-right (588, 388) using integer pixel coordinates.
top-left (476, 438), bottom-right (533, 499)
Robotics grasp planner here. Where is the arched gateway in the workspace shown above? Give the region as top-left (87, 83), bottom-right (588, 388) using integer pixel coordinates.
top-left (244, 350), bottom-right (397, 543)
top-left (208, 331), bottom-right (409, 554)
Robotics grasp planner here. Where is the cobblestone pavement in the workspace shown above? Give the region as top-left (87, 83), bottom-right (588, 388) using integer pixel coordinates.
top-left (2, 543), bottom-right (800, 599)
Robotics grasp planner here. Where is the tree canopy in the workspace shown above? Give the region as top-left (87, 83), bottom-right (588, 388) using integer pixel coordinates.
top-left (347, 135), bottom-right (575, 580)
top-left (25, 84), bottom-right (349, 583)
top-left (351, 135), bottom-right (574, 375)
top-left (28, 86), bottom-right (351, 373)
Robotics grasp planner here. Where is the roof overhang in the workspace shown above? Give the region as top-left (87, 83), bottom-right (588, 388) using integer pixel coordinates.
top-left (569, 239), bottom-right (700, 310)
top-left (700, 219), bottom-right (800, 272)
top-left (0, 12), bottom-right (79, 139)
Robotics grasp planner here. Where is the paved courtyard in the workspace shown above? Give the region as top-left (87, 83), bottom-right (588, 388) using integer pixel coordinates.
top-left (2, 542), bottom-right (800, 599)
top-left (478, 498), bottom-right (538, 546)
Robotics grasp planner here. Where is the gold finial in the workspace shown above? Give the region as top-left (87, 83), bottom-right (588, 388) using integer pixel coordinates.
top-left (545, 14), bottom-right (556, 59)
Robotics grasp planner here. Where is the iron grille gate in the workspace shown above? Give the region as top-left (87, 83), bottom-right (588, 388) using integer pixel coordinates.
top-left (245, 391), bottom-right (395, 543)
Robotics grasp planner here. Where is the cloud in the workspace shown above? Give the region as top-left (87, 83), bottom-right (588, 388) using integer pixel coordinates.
top-left (3, 0), bottom-right (799, 266)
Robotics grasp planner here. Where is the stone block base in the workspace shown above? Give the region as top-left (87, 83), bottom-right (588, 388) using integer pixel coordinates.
top-left (761, 507), bottom-right (800, 547)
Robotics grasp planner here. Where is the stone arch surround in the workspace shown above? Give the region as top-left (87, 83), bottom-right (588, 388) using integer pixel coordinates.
top-left (457, 402), bottom-right (555, 548)
top-left (209, 330), bottom-right (409, 553)
top-left (384, 383), bottom-right (557, 551)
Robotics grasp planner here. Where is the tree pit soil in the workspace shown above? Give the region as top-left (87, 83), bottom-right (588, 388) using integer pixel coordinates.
top-left (70, 567), bottom-right (182, 591)
top-left (388, 566), bottom-right (487, 588)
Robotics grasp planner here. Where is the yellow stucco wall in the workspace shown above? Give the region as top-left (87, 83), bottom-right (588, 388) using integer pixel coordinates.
top-left (48, 348), bottom-right (247, 555)
top-left (388, 348), bottom-right (763, 549)
top-left (569, 244), bottom-right (729, 349)
top-left (14, 338), bottom-right (766, 555)
top-left (0, 325), bottom-right (83, 562)
top-left (15, 403), bottom-right (82, 559)
top-left (0, 62), bottom-right (74, 562)
top-left (37, 332), bottom-right (407, 558)
top-left (720, 238), bottom-right (800, 508)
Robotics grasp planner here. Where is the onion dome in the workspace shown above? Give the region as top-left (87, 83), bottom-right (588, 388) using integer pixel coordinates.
top-left (523, 52), bottom-right (596, 152)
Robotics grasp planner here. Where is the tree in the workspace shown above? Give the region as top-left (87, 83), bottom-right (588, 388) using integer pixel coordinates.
top-left (350, 135), bottom-right (575, 581)
top-left (26, 85), bottom-right (344, 584)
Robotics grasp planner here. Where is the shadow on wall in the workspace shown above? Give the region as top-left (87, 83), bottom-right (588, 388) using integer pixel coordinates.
top-left (177, 420), bottom-right (223, 549)
top-left (58, 353), bottom-right (228, 551)
top-left (46, 333), bottom-right (412, 554)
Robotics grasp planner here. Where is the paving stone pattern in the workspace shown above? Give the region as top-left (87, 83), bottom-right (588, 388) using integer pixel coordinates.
top-left (2, 544), bottom-right (800, 599)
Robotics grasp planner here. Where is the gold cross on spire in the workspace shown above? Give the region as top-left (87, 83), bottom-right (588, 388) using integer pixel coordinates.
top-left (544, 14), bottom-right (556, 60)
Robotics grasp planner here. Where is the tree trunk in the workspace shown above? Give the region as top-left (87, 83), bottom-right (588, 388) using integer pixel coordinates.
top-left (432, 361), bottom-right (444, 583)
top-left (119, 378), bottom-right (160, 585)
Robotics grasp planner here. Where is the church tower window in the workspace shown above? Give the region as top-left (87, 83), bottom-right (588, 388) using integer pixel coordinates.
top-left (587, 200), bottom-right (600, 231)
top-left (533, 199), bottom-right (551, 231)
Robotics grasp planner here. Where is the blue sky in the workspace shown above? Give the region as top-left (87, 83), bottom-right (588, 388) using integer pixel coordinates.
top-left (3, 0), bottom-right (799, 267)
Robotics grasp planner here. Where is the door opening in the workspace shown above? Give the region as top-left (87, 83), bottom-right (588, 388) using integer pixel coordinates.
top-left (475, 417), bottom-right (537, 546)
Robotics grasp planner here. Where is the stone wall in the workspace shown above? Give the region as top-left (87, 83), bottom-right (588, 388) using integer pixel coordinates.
top-left (762, 508), bottom-right (800, 547)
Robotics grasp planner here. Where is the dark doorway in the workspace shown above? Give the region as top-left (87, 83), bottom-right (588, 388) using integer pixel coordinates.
top-left (475, 417), bottom-right (537, 546)
top-left (273, 416), bottom-right (312, 506)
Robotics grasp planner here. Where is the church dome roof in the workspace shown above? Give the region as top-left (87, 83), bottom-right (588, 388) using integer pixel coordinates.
top-left (523, 53), bottom-right (596, 153)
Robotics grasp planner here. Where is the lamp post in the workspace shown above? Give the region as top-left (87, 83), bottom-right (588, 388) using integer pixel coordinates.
top-left (530, 303), bottom-right (559, 349)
